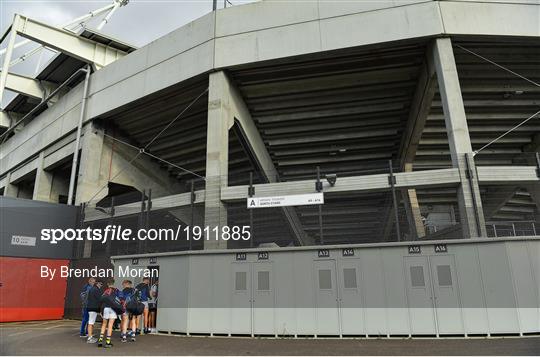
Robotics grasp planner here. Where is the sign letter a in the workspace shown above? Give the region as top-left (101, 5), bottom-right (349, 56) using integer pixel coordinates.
top-left (249, 199), bottom-right (256, 207)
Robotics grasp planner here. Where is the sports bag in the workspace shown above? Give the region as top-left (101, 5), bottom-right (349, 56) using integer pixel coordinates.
top-left (126, 288), bottom-right (145, 315)
top-left (135, 283), bottom-right (149, 301)
top-left (101, 287), bottom-right (124, 315)
top-left (80, 288), bottom-right (89, 308)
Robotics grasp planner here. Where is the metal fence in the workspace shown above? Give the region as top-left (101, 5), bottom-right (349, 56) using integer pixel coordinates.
top-left (76, 153), bottom-right (539, 259)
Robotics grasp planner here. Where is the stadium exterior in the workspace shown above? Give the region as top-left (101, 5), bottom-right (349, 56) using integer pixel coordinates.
top-left (1, 0), bottom-right (540, 335)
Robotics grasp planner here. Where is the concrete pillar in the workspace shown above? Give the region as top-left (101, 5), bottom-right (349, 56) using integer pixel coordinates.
top-left (402, 163), bottom-right (426, 239)
top-left (204, 71), bottom-right (312, 247)
top-left (76, 122), bottom-right (108, 258)
top-left (75, 122), bottom-right (108, 206)
top-left (204, 71), bottom-right (234, 249)
top-left (432, 38), bottom-right (487, 238)
top-left (33, 151), bottom-right (54, 202)
top-left (3, 172), bottom-right (18, 197)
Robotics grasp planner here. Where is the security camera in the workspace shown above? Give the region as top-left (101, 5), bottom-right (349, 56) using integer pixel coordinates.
top-left (326, 174), bottom-right (337, 186)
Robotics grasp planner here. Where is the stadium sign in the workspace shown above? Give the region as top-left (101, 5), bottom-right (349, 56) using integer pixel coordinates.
top-left (11, 235), bottom-right (36, 246)
top-left (247, 193), bottom-right (324, 209)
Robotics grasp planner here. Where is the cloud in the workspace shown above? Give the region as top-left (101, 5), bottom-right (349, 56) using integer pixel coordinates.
top-left (0, 0), bottom-right (254, 106)
top-left (2, 1), bottom-right (260, 47)
top-left (16, 2), bottom-right (79, 26)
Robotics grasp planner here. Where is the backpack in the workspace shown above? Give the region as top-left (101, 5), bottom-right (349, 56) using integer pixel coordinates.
top-left (101, 287), bottom-right (124, 315)
top-left (135, 283), bottom-right (149, 301)
top-left (80, 286), bottom-right (89, 307)
top-left (126, 288), bottom-right (145, 316)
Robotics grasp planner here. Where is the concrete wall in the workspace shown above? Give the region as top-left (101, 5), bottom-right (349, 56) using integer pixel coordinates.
top-left (112, 237), bottom-right (540, 337)
top-left (1, 0), bottom-right (539, 177)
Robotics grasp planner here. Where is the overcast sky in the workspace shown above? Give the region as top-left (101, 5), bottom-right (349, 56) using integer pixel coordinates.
top-left (1, 1), bottom-right (258, 47)
top-left (0, 0), bottom-right (257, 105)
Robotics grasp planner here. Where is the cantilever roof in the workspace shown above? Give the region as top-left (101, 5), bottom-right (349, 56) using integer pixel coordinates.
top-left (5, 28), bottom-right (137, 116)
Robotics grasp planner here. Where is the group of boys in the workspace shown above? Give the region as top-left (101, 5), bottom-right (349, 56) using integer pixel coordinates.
top-left (79, 277), bottom-right (156, 348)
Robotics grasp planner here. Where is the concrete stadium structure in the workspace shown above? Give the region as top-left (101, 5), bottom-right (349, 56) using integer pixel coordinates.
top-left (1, 0), bottom-right (540, 256)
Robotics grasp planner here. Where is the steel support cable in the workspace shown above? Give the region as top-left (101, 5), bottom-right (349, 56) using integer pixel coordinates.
top-left (455, 44), bottom-right (540, 88)
top-left (474, 109), bottom-right (540, 155)
top-left (102, 132), bottom-right (205, 180)
top-left (143, 88), bottom-right (209, 150)
top-left (455, 45), bottom-right (540, 155)
top-left (84, 87), bottom-right (209, 205)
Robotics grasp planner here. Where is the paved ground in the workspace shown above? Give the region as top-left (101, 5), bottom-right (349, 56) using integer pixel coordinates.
top-left (1, 320), bottom-right (539, 356)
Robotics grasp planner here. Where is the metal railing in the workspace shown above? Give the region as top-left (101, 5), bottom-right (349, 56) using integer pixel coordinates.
top-left (486, 221), bottom-right (537, 238)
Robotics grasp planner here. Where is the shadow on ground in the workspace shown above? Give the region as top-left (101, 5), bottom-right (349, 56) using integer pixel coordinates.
top-left (1, 320), bottom-right (539, 356)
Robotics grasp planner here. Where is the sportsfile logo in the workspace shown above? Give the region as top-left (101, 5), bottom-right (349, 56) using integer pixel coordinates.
top-left (40, 225), bottom-right (252, 244)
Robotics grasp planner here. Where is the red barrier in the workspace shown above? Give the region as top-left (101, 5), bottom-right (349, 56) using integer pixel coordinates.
top-left (0, 257), bottom-right (69, 322)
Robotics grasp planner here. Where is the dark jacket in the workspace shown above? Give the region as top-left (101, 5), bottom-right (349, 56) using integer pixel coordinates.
top-left (135, 283), bottom-right (150, 302)
top-left (101, 287), bottom-right (123, 314)
top-left (86, 285), bottom-right (103, 312)
top-left (120, 287), bottom-right (135, 302)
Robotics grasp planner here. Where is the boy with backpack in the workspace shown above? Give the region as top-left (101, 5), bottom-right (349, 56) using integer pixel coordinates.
top-left (120, 280), bottom-right (144, 342)
top-left (135, 277), bottom-right (151, 334)
top-left (85, 280), bottom-right (103, 344)
top-left (98, 278), bottom-right (124, 348)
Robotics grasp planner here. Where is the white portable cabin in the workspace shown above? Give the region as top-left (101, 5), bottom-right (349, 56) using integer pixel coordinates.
top-left (111, 237), bottom-right (540, 338)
